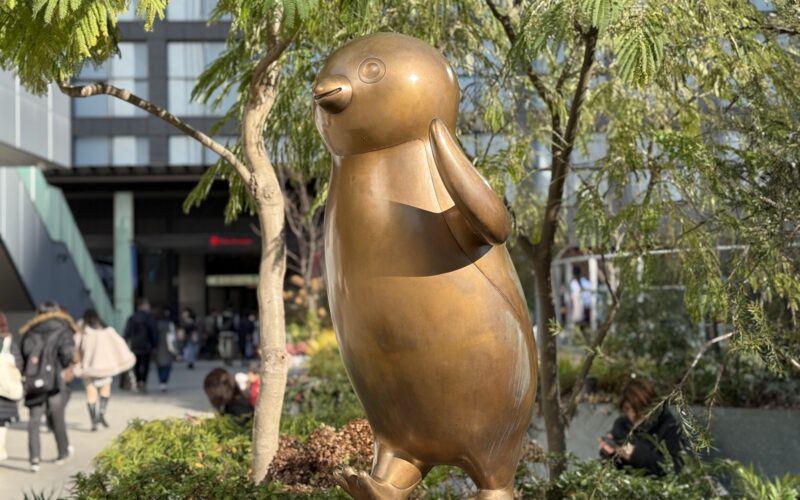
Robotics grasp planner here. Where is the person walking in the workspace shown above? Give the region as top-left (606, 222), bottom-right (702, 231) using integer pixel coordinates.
top-left (180, 309), bottom-right (199, 370)
top-left (74, 309), bottom-right (135, 431)
top-left (237, 311), bottom-right (256, 363)
top-left (123, 298), bottom-right (157, 393)
top-left (202, 309), bottom-right (220, 359)
top-left (217, 308), bottom-right (237, 367)
top-left (19, 302), bottom-right (77, 472)
top-left (0, 312), bottom-right (23, 461)
top-left (155, 309), bottom-right (178, 392)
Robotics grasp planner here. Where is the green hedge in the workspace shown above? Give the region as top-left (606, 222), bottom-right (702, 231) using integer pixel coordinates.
top-left (69, 415), bottom-right (799, 499)
top-left (71, 416), bottom-right (351, 499)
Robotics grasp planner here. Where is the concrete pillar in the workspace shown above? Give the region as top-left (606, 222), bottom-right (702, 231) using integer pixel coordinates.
top-left (114, 192), bottom-right (134, 331)
top-left (178, 253), bottom-right (205, 317)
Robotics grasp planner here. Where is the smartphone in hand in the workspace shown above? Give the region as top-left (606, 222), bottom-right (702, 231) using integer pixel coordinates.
top-left (599, 435), bottom-right (617, 456)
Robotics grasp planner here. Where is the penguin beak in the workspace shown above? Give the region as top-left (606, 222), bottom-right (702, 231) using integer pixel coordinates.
top-left (313, 75), bottom-right (352, 114)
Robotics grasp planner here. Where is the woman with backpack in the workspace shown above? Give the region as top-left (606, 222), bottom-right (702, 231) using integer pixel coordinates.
top-left (19, 302), bottom-right (77, 472)
top-left (0, 311), bottom-right (23, 462)
top-left (74, 309), bottom-right (135, 431)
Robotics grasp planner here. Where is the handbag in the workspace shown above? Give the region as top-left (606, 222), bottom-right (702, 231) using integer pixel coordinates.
top-left (0, 336), bottom-right (24, 401)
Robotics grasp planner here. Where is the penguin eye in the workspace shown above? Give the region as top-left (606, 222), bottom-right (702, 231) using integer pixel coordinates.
top-left (358, 57), bottom-right (386, 84)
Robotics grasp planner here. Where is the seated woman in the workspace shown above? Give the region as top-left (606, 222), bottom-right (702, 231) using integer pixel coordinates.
top-left (599, 377), bottom-right (686, 476)
top-left (203, 368), bottom-right (253, 418)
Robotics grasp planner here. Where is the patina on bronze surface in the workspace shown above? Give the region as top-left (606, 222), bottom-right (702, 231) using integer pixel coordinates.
top-left (314, 32), bottom-right (538, 500)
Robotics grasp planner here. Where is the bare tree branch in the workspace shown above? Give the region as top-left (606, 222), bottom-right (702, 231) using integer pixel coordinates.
top-left (484, 0), bottom-right (554, 111)
top-left (680, 332), bottom-right (734, 387)
top-left (58, 81), bottom-right (251, 186)
top-left (536, 27), bottom-right (599, 256)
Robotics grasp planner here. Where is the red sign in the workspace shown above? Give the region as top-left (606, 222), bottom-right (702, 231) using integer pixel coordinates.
top-left (209, 235), bottom-right (254, 248)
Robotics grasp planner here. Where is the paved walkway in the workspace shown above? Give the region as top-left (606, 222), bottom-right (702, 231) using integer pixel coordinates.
top-left (0, 361), bottom-right (231, 500)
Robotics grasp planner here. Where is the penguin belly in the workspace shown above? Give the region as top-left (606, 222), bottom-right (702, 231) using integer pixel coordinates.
top-left (324, 140), bottom-right (536, 467)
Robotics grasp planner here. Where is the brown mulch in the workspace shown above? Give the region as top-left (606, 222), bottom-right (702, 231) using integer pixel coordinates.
top-left (268, 418), bottom-right (374, 490)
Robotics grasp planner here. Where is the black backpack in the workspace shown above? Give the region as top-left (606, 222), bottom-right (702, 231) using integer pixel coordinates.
top-left (23, 331), bottom-right (62, 396)
top-left (126, 316), bottom-right (151, 353)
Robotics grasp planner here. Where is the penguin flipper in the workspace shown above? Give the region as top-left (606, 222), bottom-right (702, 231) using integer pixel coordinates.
top-left (429, 118), bottom-right (510, 246)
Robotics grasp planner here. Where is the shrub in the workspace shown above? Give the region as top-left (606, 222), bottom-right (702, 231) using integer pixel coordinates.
top-left (282, 372), bottom-right (364, 433)
top-left (559, 356), bottom-right (581, 396)
top-left (733, 463), bottom-right (800, 500)
top-left (71, 416), bottom-right (284, 499)
top-left (282, 328), bottom-right (364, 434)
top-left (535, 457), bottom-right (725, 500)
top-left (306, 328), bottom-right (341, 379)
top-left (70, 414), bottom-right (798, 499)
top-left (589, 356), bottom-right (638, 395)
top-left (517, 456), bottom-right (800, 500)
top-left (70, 416), bottom-right (366, 499)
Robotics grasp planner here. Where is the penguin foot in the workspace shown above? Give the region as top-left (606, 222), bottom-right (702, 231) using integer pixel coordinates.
top-left (335, 466), bottom-right (417, 500)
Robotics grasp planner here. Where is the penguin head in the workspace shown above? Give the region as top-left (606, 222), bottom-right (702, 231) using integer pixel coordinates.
top-left (313, 32), bottom-right (459, 156)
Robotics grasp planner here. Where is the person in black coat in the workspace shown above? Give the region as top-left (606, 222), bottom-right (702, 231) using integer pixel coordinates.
top-left (0, 312), bottom-right (23, 462)
top-left (124, 298), bottom-right (158, 392)
top-left (19, 302), bottom-right (77, 472)
top-left (599, 377), bottom-right (686, 476)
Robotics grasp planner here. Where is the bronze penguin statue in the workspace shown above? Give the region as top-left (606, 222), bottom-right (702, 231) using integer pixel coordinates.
top-left (313, 32), bottom-right (538, 500)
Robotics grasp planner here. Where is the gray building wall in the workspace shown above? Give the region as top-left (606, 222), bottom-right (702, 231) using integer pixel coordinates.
top-left (0, 169), bottom-right (98, 318)
top-left (0, 70), bottom-right (70, 169)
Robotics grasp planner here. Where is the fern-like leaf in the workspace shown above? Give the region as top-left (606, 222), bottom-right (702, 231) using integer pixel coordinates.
top-left (614, 14), bottom-right (665, 87)
top-left (43, 0), bottom-right (58, 23)
top-left (283, 0), bottom-right (299, 33)
top-left (32, 0), bottom-right (48, 16)
top-left (136, 0), bottom-right (167, 31)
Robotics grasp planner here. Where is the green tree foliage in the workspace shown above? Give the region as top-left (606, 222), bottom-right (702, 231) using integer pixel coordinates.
top-left (0, 0), bottom-right (171, 93)
top-left (474, 0), bottom-right (800, 476)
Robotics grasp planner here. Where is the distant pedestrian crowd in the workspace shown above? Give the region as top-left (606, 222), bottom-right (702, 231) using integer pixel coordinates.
top-left (0, 298), bottom-right (262, 473)
top-left (122, 299), bottom-right (260, 391)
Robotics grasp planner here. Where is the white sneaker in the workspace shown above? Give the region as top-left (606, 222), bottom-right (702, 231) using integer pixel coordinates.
top-left (159, 383), bottom-right (167, 392)
top-left (55, 445), bottom-right (75, 465)
top-left (30, 462), bottom-right (40, 472)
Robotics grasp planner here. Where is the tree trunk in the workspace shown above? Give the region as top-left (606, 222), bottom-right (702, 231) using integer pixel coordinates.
top-left (242, 34), bottom-right (293, 482)
top-left (251, 178), bottom-right (289, 483)
top-left (531, 245), bottom-right (567, 478)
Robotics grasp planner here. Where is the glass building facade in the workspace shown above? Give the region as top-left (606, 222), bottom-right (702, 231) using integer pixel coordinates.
top-left (71, 2), bottom-right (234, 169)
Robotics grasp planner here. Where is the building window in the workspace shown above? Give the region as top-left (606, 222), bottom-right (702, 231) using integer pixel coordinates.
top-left (74, 136), bottom-right (150, 167)
top-left (73, 43), bottom-right (148, 117)
top-left (166, 0), bottom-right (219, 20)
top-left (168, 135), bottom-right (235, 166)
top-left (167, 42), bottom-right (235, 116)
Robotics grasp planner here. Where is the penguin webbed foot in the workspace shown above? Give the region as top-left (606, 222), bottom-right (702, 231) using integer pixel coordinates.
top-left (335, 466), bottom-right (417, 500)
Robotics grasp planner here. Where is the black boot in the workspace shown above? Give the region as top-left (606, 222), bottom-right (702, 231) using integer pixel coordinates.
top-left (87, 403), bottom-right (98, 432)
top-left (98, 397), bottom-right (110, 428)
